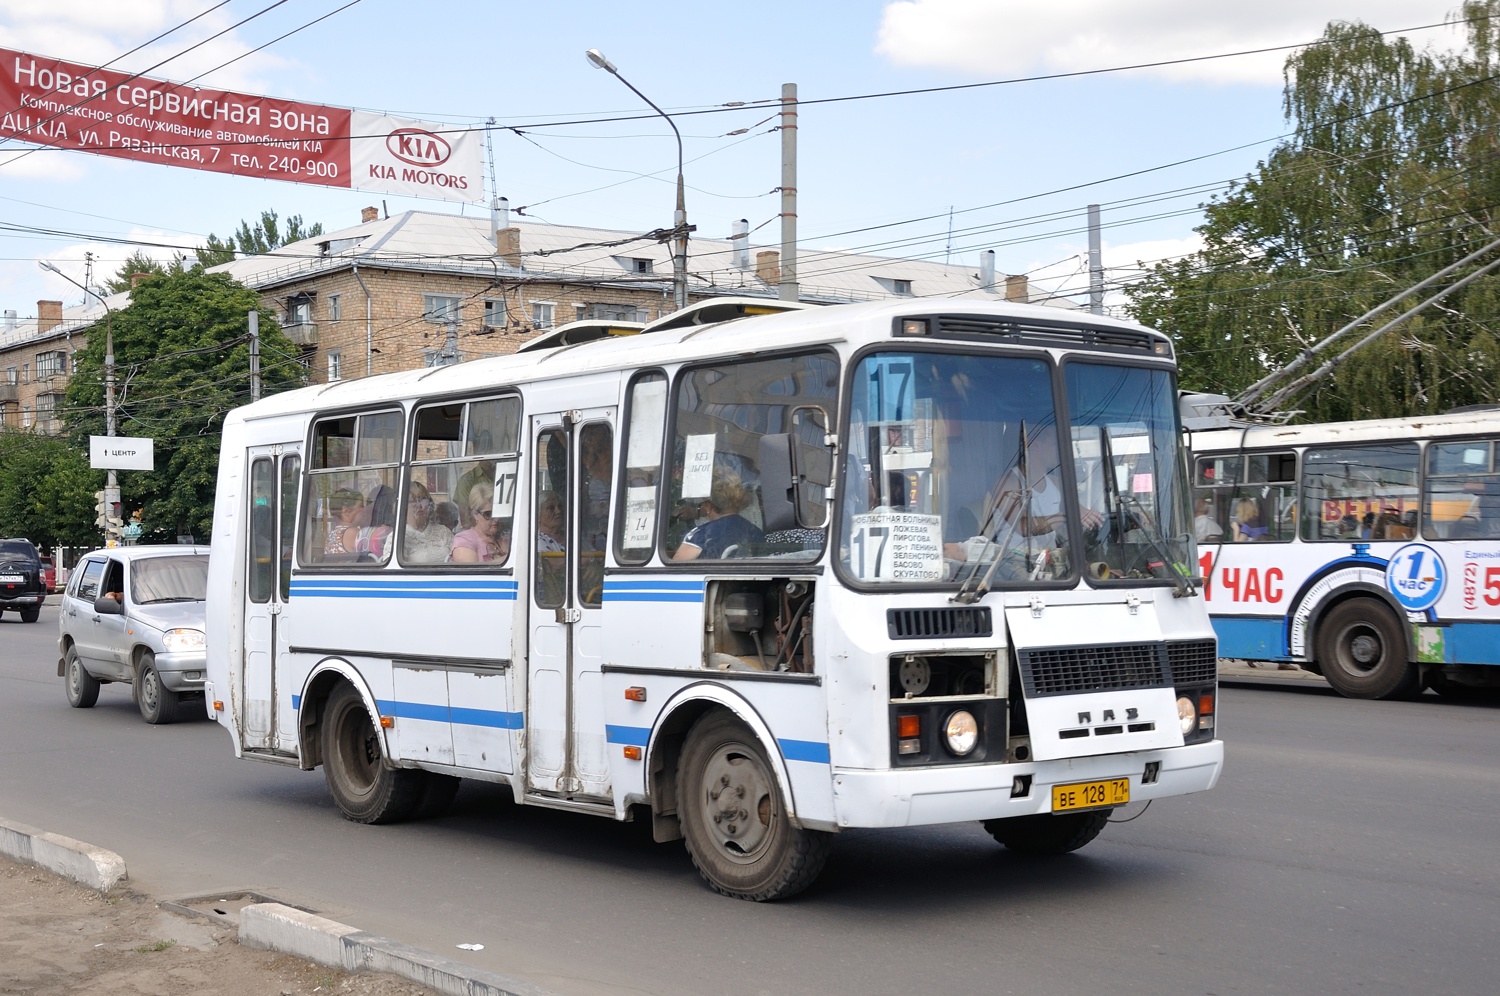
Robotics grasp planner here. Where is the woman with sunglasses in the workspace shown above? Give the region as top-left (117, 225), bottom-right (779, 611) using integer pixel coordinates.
top-left (402, 481), bottom-right (455, 563)
top-left (451, 477), bottom-right (511, 564)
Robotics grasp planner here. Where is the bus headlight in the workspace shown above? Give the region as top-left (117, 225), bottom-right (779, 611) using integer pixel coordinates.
top-left (944, 710), bottom-right (979, 756)
top-left (1176, 696), bottom-right (1197, 736)
top-left (163, 628), bottom-right (206, 652)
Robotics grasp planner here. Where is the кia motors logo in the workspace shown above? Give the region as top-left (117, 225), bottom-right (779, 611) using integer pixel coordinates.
top-left (386, 128), bottom-right (451, 167)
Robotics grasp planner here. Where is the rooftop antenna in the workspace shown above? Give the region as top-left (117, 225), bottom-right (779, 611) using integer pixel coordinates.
top-left (485, 116), bottom-right (498, 202)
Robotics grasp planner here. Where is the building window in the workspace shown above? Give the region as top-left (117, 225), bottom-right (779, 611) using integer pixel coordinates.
top-left (893, 279), bottom-right (913, 296)
top-left (423, 294), bottom-right (462, 324)
top-left (532, 302), bottom-right (555, 329)
top-left (21, 405), bottom-right (31, 427)
top-left (35, 351), bottom-right (66, 379)
top-left (483, 299), bottom-right (506, 329)
top-left (327, 350), bottom-right (342, 382)
top-left (4, 366), bottom-right (15, 385)
top-left (587, 303), bottom-right (646, 323)
top-left (20, 362), bottom-right (29, 384)
top-left (287, 296), bottom-right (312, 325)
top-left (0, 403), bottom-right (10, 427)
top-left (327, 294), bottom-right (341, 322)
top-left (632, 257), bottom-right (653, 274)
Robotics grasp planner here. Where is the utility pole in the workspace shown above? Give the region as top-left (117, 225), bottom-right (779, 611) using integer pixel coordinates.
top-left (1087, 203), bottom-right (1104, 316)
top-left (248, 309), bottom-right (261, 401)
top-left (779, 83), bottom-right (799, 302)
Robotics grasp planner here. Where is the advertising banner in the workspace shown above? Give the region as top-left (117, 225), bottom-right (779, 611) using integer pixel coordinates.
top-left (90, 435), bottom-right (154, 471)
top-left (0, 47), bottom-right (482, 202)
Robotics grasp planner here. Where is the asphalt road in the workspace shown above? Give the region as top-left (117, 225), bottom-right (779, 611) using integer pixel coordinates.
top-left (3, 600), bottom-right (1498, 995)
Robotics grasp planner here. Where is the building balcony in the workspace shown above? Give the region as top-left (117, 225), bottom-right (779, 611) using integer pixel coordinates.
top-left (0, 383), bottom-right (17, 403)
top-left (283, 322), bottom-right (318, 347)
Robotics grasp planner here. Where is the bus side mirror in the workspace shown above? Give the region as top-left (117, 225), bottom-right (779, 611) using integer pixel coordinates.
top-left (759, 433), bottom-right (798, 533)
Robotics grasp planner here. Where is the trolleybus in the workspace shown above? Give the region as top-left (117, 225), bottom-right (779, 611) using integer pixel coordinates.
top-left (1190, 408), bottom-right (1500, 699)
top-left (206, 297), bottom-right (1223, 900)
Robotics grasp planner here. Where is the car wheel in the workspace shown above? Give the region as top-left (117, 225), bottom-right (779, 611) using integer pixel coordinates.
top-left (677, 711), bottom-right (830, 901)
top-left (136, 652), bottom-right (180, 725)
top-left (64, 647), bottom-right (100, 709)
top-left (983, 810), bottom-right (1111, 854)
top-left (20, 605), bottom-right (40, 623)
top-left (321, 683), bottom-right (423, 824)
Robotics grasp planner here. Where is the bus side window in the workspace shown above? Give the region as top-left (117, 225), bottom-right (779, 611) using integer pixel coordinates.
top-left (616, 372), bottom-right (667, 565)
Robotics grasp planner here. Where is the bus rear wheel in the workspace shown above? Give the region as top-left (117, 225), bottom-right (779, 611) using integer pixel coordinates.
top-left (983, 810), bottom-right (1110, 854)
top-left (1316, 600), bottom-right (1417, 700)
top-left (321, 684), bottom-right (423, 824)
top-left (677, 712), bottom-right (830, 901)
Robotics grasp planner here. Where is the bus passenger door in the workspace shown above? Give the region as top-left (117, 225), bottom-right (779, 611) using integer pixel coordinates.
top-left (242, 445), bottom-right (300, 753)
top-left (526, 409), bottom-right (616, 801)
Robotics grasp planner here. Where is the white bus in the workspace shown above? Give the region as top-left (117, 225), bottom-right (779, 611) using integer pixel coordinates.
top-left (206, 297), bottom-right (1223, 900)
top-left (1190, 408), bottom-right (1500, 700)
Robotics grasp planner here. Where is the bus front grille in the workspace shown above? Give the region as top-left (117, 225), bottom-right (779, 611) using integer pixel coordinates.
top-left (1016, 642), bottom-right (1170, 697)
top-left (1166, 640), bottom-right (1219, 685)
top-left (887, 606), bottom-right (994, 640)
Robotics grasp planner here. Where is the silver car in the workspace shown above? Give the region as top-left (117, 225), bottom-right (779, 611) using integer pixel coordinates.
top-left (58, 546), bottom-right (210, 724)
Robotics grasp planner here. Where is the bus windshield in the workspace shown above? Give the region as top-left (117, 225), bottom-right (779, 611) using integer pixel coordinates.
top-left (838, 351), bottom-right (1189, 587)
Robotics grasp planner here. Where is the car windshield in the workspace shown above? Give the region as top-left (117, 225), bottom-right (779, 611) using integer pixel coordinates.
top-left (0, 540), bottom-right (36, 559)
top-left (130, 556), bottom-right (209, 603)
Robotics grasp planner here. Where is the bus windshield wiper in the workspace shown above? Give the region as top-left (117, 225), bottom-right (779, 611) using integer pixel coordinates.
top-left (1120, 493), bottom-right (1196, 598)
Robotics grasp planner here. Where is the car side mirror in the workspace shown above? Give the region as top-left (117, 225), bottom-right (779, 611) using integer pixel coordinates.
top-left (93, 595), bottom-right (123, 615)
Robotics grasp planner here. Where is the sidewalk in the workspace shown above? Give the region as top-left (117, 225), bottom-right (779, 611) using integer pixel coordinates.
top-left (0, 818), bottom-right (545, 996)
top-left (1218, 659), bottom-right (1331, 687)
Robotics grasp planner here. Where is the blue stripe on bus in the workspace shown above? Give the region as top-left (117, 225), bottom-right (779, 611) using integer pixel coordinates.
top-left (287, 693), bottom-right (522, 729)
top-left (1211, 616), bottom-right (1291, 661)
top-left (603, 580), bottom-right (706, 590)
top-left (605, 724), bottom-right (651, 746)
top-left (778, 738), bottom-right (831, 764)
top-left (602, 579), bottom-right (706, 602)
top-left (289, 578), bottom-right (518, 600)
top-left (1444, 623), bottom-right (1500, 666)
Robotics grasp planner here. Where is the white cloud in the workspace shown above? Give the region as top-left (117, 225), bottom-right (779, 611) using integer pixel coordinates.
top-left (876, 1), bottom-right (1469, 86)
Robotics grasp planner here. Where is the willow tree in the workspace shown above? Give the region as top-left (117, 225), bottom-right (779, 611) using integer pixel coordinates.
top-left (1127, 2), bottom-right (1500, 420)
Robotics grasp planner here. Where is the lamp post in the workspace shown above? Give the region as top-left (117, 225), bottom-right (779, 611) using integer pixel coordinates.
top-left (40, 260), bottom-right (119, 543)
top-left (586, 48), bottom-right (690, 311)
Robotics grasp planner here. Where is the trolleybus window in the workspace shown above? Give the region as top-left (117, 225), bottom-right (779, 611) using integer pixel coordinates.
top-left (404, 396), bottom-right (521, 566)
top-left (617, 372), bottom-right (667, 564)
top-left (1192, 451), bottom-right (1297, 544)
top-left (667, 351), bottom-right (836, 562)
top-left (302, 409), bottom-right (404, 565)
top-left (1424, 438), bottom-right (1500, 539)
top-left (1300, 442), bottom-right (1419, 542)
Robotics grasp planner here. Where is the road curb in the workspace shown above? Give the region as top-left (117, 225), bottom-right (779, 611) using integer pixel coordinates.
top-left (241, 902), bottom-right (552, 996)
top-left (0, 816), bottom-right (128, 892)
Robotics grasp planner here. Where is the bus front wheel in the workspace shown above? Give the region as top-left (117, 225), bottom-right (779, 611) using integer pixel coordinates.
top-left (677, 712), bottom-right (830, 901)
top-left (321, 684), bottom-right (423, 824)
top-left (983, 810), bottom-right (1110, 854)
top-left (1316, 600), bottom-right (1417, 700)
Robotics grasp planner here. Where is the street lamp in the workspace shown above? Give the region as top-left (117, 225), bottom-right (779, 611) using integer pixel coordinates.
top-left (586, 48), bottom-right (691, 311)
top-left (40, 259), bottom-right (120, 544)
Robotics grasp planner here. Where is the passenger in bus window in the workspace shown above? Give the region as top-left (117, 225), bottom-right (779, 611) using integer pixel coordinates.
top-left (672, 472), bottom-right (763, 560)
top-left (433, 500), bottom-right (460, 532)
top-left (536, 491), bottom-right (567, 553)
top-left (402, 481), bottom-right (454, 564)
top-left (1231, 498), bottom-right (1267, 541)
top-left (451, 480), bottom-right (509, 563)
top-left (1194, 497), bottom-right (1223, 542)
top-left (973, 425), bottom-right (1102, 557)
top-left (324, 489), bottom-right (366, 556)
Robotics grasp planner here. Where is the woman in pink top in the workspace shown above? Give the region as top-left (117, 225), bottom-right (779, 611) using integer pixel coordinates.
top-left (450, 478), bottom-right (510, 563)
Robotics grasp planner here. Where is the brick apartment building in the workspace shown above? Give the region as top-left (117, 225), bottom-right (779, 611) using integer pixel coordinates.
top-left (0, 204), bottom-right (1045, 432)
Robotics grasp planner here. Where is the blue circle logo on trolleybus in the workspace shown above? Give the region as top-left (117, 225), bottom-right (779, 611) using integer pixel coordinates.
top-left (1385, 543), bottom-right (1446, 612)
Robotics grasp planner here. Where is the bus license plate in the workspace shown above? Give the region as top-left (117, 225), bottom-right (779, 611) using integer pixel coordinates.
top-left (1052, 778), bottom-right (1130, 813)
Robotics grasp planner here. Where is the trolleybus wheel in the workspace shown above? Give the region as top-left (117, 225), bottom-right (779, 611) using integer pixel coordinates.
top-left (677, 711), bottom-right (830, 901)
top-left (321, 683), bottom-right (423, 824)
top-left (1316, 600), bottom-right (1417, 700)
top-left (136, 652), bottom-right (180, 725)
top-left (983, 809), bottom-right (1111, 854)
top-left (64, 646), bottom-right (99, 709)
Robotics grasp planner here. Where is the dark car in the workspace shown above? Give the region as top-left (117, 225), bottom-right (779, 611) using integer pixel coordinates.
top-left (0, 538), bottom-right (47, 623)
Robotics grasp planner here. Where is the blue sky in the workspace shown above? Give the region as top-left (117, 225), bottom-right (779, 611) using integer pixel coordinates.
top-left (0, 0), bottom-right (1469, 320)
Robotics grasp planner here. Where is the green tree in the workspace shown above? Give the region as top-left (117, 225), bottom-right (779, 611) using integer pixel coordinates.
top-left (195, 209), bottom-right (324, 267)
top-left (0, 431), bottom-right (102, 549)
top-left (103, 249), bottom-right (187, 295)
top-left (1126, 2), bottom-right (1500, 421)
top-left (62, 270), bottom-right (306, 541)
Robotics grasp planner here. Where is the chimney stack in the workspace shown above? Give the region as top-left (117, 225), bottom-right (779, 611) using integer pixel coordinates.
top-left (3, 310), bottom-right (16, 331)
top-left (732, 219), bottom-right (750, 269)
top-left (1005, 274), bottom-right (1029, 303)
top-left (979, 250), bottom-right (996, 291)
top-left (492, 196), bottom-right (509, 234)
top-left (130, 272), bottom-right (151, 288)
top-left (756, 250), bottom-right (781, 285)
top-left (360, 206), bottom-right (379, 223)
top-left (496, 227), bottom-right (522, 267)
top-left (37, 300), bottom-right (63, 332)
